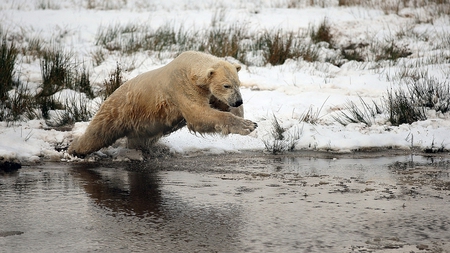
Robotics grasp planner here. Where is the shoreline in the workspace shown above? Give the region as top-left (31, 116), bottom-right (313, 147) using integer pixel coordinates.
top-left (2, 147), bottom-right (450, 170)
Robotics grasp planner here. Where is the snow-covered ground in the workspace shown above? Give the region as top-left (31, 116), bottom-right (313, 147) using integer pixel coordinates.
top-left (1, 0), bottom-right (450, 162)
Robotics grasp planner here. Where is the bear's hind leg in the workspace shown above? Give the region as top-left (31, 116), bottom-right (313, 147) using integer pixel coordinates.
top-left (127, 135), bottom-right (161, 153)
top-left (68, 122), bottom-right (127, 156)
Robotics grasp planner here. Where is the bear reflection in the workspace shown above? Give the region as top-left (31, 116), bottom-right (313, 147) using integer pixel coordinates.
top-left (72, 164), bottom-right (242, 252)
top-left (73, 165), bottom-right (161, 216)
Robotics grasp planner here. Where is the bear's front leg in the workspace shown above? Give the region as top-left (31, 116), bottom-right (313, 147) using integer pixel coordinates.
top-left (213, 114), bottom-right (257, 135)
top-left (184, 107), bottom-right (257, 135)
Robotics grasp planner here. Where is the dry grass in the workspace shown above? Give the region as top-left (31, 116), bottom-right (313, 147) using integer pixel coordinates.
top-left (102, 62), bottom-right (125, 99)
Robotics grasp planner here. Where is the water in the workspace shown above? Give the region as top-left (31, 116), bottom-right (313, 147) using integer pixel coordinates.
top-left (1, 154), bottom-right (449, 253)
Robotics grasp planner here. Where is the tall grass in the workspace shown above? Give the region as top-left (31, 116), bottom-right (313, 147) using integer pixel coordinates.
top-left (335, 67), bottom-right (450, 126)
top-left (22, 36), bottom-right (45, 61)
top-left (299, 97), bottom-right (329, 125)
top-left (372, 41), bottom-right (412, 62)
top-left (39, 47), bottom-right (72, 94)
top-left (95, 22), bottom-right (197, 56)
top-left (102, 62), bottom-right (125, 99)
top-left (333, 96), bottom-right (382, 126)
top-left (94, 21), bottom-right (323, 66)
top-left (0, 33), bottom-right (18, 104)
top-left (86, 0), bottom-right (128, 10)
top-left (310, 18), bottom-right (333, 44)
top-left (145, 24), bottom-right (190, 53)
top-left (260, 29), bottom-right (295, 65)
top-left (36, 0), bottom-right (60, 10)
top-left (73, 64), bottom-right (94, 99)
top-left (47, 94), bottom-right (94, 127)
top-left (1, 34), bottom-right (96, 126)
top-left (385, 68), bottom-right (450, 125)
top-left (263, 114), bottom-right (288, 154)
top-left (1, 84), bottom-right (37, 124)
top-left (406, 76), bottom-right (450, 113)
top-left (92, 13), bottom-right (421, 68)
top-left (385, 87), bottom-right (427, 125)
top-left (36, 47), bottom-right (73, 119)
top-left (263, 114), bottom-right (302, 154)
top-left (0, 32), bottom-right (33, 124)
top-left (338, 0), bottom-right (450, 16)
top-left (202, 23), bottom-right (247, 63)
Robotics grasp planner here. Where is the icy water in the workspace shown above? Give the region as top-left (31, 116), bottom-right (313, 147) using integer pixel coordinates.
top-left (1, 153), bottom-right (450, 253)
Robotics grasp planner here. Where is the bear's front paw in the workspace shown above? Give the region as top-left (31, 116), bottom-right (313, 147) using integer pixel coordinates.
top-left (234, 118), bottom-right (258, 135)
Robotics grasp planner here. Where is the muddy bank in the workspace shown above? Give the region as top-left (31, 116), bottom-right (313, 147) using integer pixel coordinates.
top-left (63, 147), bottom-right (450, 168)
top-left (1, 153), bottom-right (449, 253)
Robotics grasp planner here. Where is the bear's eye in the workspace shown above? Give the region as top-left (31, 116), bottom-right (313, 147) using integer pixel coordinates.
top-left (223, 84), bottom-right (231, 89)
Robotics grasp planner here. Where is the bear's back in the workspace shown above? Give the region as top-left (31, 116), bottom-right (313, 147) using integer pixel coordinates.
top-left (171, 51), bottom-right (220, 70)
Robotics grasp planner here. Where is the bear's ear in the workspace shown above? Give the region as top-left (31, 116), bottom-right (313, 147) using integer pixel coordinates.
top-left (233, 63), bottom-right (241, 72)
top-left (207, 68), bottom-right (215, 78)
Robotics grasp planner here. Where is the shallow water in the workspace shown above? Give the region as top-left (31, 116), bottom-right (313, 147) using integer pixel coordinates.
top-left (1, 154), bottom-right (449, 253)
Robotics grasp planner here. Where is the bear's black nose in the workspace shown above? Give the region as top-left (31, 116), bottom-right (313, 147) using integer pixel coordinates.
top-left (232, 99), bottom-right (243, 107)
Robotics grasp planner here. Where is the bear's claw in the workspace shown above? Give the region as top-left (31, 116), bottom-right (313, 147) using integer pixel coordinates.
top-left (240, 119), bottom-right (257, 135)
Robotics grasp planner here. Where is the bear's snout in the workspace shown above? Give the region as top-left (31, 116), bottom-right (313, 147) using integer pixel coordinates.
top-left (231, 99), bottom-right (243, 107)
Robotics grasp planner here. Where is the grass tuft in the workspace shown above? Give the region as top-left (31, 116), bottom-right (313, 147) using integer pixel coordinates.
top-left (300, 97), bottom-right (328, 124)
top-left (258, 29), bottom-right (317, 65)
top-left (333, 96), bottom-right (382, 126)
top-left (91, 47), bottom-right (107, 66)
top-left (385, 87), bottom-right (426, 126)
top-left (340, 43), bottom-right (367, 63)
top-left (36, 46), bottom-right (73, 119)
top-left (423, 137), bottom-right (446, 153)
top-left (0, 33), bottom-right (18, 104)
top-left (310, 18), bottom-right (333, 44)
top-left (374, 41), bottom-right (412, 62)
top-left (406, 76), bottom-right (450, 114)
top-left (203, 24), bottom-right (248, 63)
top-left (1, 84), bottom-right (37, 124)
top-left (36, 0), bottom-right (60, 10)
top-left (73, 64), bottom-right (94, 99)
top-left (263, 114), bottom-right (302, 154)
top-left (144, 24), bottom-right (175, 52)
top-left (23, 36), bottom-right (45, 60)
top-left (0, 32), bottom-right (35, 124)
top-left (102, 62), bottom-right (125, 99)
top-left (261, 29), bottom-right (295, 65)
top-left (47, 94), bottom-right (94, 127)
top-left (39, 46), bottom-right (73, 95)
top-left (263, 114), bottom-right (287, 154)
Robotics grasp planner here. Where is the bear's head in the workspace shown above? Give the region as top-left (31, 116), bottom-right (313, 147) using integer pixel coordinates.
top-left (202, 61), bottom-right (243, 108)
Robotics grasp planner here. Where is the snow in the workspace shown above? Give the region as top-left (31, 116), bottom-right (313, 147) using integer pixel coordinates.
top-left (1, 0), bottom-right (450, 162)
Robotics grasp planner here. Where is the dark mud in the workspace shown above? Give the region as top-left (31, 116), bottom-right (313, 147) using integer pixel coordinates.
top-left (1, 152), bottom-right (449, 253)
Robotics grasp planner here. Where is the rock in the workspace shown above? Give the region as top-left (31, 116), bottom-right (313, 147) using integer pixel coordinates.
top-left (417, 244), bottom-right (428, 250)
top-left (0, 160), bottom-right (21, 172)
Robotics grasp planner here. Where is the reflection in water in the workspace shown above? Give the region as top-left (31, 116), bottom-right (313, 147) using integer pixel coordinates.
top-left (73, 165), bottom-right (162, 216)
top-left (71, 163), bottom-right (242, 252)
top-left (1, 155), bottom-right (450, 252)
top-left (0, 163), bottom-right (242, 252)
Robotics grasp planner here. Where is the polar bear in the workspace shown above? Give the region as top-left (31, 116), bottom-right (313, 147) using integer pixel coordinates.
top-left (68, 51), bottom-right (257, 156)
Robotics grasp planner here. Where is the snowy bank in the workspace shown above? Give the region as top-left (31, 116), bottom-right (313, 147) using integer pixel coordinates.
top-left (1, 0), bottom-right (450, 163)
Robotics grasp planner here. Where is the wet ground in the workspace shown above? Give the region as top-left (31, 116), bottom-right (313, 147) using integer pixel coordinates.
top-left (1, 152), bottom-right (450, 253)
